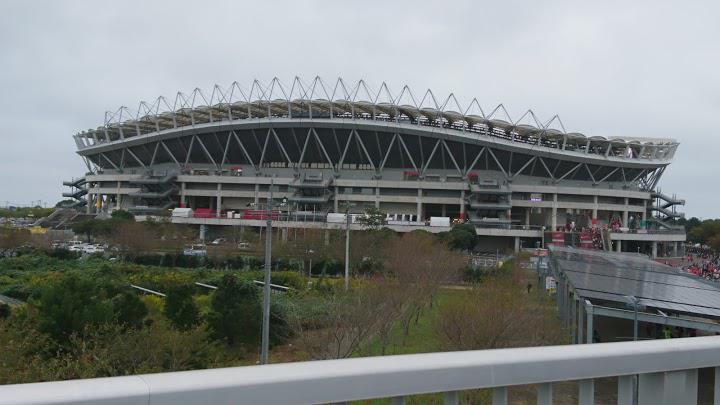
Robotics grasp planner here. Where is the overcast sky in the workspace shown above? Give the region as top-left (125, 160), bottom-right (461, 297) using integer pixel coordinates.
top-left (0, 1), bottom-right (717, 217)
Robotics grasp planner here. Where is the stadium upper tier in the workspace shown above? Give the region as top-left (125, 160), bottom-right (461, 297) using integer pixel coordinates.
top-left (74, 78), bottom-right (678, 165)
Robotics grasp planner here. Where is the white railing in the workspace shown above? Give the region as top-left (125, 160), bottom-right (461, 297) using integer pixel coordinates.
top-left (3, 336), bottom-right (720, 405)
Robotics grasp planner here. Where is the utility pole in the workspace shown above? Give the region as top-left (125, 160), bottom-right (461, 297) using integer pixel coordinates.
top-left (345, 204), bottom-right (351, 291)
top-left (261, 177), bottom-right (274, 364)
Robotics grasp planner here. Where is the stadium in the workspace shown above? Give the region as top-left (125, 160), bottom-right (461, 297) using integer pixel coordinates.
top-left (62, 77), bottom-right (686, 256)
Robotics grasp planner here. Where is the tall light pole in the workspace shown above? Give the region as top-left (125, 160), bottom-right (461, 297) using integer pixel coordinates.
top-left (260, 177), bottom-right (274, 364)
top-left (344, 204), bottom-right (351, 291)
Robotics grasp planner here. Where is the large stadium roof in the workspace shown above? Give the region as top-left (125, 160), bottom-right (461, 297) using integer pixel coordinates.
top-left (75, 77), bottom-right (678, 157)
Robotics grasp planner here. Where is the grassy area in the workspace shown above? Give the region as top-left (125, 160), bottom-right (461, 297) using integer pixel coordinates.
top-left (360, 288), bottom-right (463, 357)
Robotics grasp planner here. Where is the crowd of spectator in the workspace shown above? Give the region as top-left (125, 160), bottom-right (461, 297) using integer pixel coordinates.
top-left (682, 246), bottom-right (720, 281)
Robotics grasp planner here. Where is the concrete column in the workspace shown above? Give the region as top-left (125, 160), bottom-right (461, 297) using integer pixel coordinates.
top-left (216, 183), bottom-right (222, 217)
top-left (459, 190), bottom-right (465, 217)
top-left (375, 187), bottom-right (380, 208)
top-left (514, 236), bottom-right (520, 253)
top-left (615, 239), bottom-right (622, 253)
top-left (416, 188), bottom-right (423, 220)
top-left (441, 204), bottom-right (446, 217)
top-left (281, 227), bottom-right (288, 243)
top-left (642, 200), bottom-right (647, 222)
top-left (180, 182), bottom-right (186, 206)
top-left (551, 193), bottom-right (558, 230)
top-left (86, 192), bottom-right (92, 214)
top-left (334, 186), bottom-right (339, 212)
top-left (592, 195), bottom-right (598, 221)
top-left (623, 198), bottom-right (629, 227)
top-left (254, 183), bottom-right (260, 204)
top-left (116, 181), bottom-right (121, 211)
top-left (525, 208), bottom-right (530, 227)
top-left (673, 242), bottom-right (678, 257)
top-left (652, 241), bottom-right (658, 259)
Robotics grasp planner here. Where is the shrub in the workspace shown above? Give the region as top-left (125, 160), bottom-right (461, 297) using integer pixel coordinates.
top-left (207, 275), bottom-right (260, 346)
top-left (164, 285), bottom-right (200, 330)
top-left (111, 291), bottom-right (148, 329)
top-left (35, 274), bottom-right (115, 343)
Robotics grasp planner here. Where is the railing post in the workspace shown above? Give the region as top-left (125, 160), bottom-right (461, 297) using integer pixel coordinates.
top-left (662, 369), bottom-right (697, 405)
top-left (617, 375), bottom-right (634, 405)
top-left (685, 368), bottom-right (698, 405)
top-left (444, 391), bottom-right (459, 405)
top-left (579, 379), bottom-right (594, 405)
top-left (638, 372), bottom-right (664, 405)
top-left (492, 386), bottom-right (508, 405)
top-left (537, 383), bottom-right (552, 405)
top-left (715, 367), bottom-right (720, 405)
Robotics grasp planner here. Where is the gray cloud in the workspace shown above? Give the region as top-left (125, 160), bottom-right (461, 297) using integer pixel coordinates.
top-left (0, 0), bottom-right (716, 216)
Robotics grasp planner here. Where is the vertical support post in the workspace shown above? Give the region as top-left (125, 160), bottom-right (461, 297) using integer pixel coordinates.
top-left (592, 195), bottom-right (598, 222)
top-left (525, 207), bottom-right (530, 227)
top-left (579, 379), bottom-right (594, 405)
top-left (416, 188), bottom-right (423, 220)
top-left (444, 391), bottom-right (458, 405)
top-left (537, 383), bottom-right (552, 405)
top-left (492, 387), bottom-right (508, 405)
top-left (260, 178), bottom-right (273, 365)
top-left (551, 193), bottom-right (557, 230)
top-left (578, 298), bottom-right (584, 344)
top-left (714, 366), bottom-right (720, 405)
top-left (344, 205), bottom-right (350, 291)
top-left (663, 370), bottom-right (697, 405)
top-left (586, 300), bottom-right (594, 344)
top-left (618, 375), bottom-right (634, 405)
top-left (180, 182), bottom-right (186, 206)
top-left (216, 183), bottom-right (222, 217)
top-left (334, 186), bottom-right (339, 212)
top-left (652, 241), bottom-right (658, 259)
top-left (638, 372), bottom-right (664, 405)
top-left (514, 236), bottom-right (520, 253)
top-left (570, 292), bottom-right (577, 343)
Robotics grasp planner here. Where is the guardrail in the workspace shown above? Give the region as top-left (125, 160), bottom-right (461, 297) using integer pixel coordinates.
top-left (3, 336), bottom-right (720, 405)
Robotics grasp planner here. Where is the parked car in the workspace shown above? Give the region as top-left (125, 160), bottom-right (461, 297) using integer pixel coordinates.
top-left (183, 244), bottom-right (207, 257)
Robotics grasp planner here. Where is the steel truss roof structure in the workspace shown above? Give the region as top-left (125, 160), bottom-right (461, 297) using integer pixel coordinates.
top-left (72, 77), bottom-right (677, 189)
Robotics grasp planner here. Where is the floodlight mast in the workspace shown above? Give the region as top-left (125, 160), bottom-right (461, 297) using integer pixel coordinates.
top-left (260, 177), bottom-right (274, 364)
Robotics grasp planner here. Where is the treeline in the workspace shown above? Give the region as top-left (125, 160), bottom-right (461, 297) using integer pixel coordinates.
top-left (0, 207), bottom-right (54, 219)
top-left (0, 228), bottom-right (564, 389)
top-left (677, 217), bottom-right (720, 248)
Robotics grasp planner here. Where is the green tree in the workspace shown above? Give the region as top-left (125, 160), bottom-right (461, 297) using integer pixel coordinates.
top-left (111, 291), bottom-right (148, 329)
top-left (71, 219), bottom-right (113, 242)
top-left (446, 223), bottom-right (477, 251)
top-left (0, 303), bottom-right (10, 319)
top-left (164, 285), bottom-right (200, 330)
top-left (207, 275), bottom-right (261, 346)
top-left (35, 274), bottom-right (115, 343)
top-left (110, 210), bottom-right (135, 222)
top-left (357, 207), bottom-right (386, 231)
